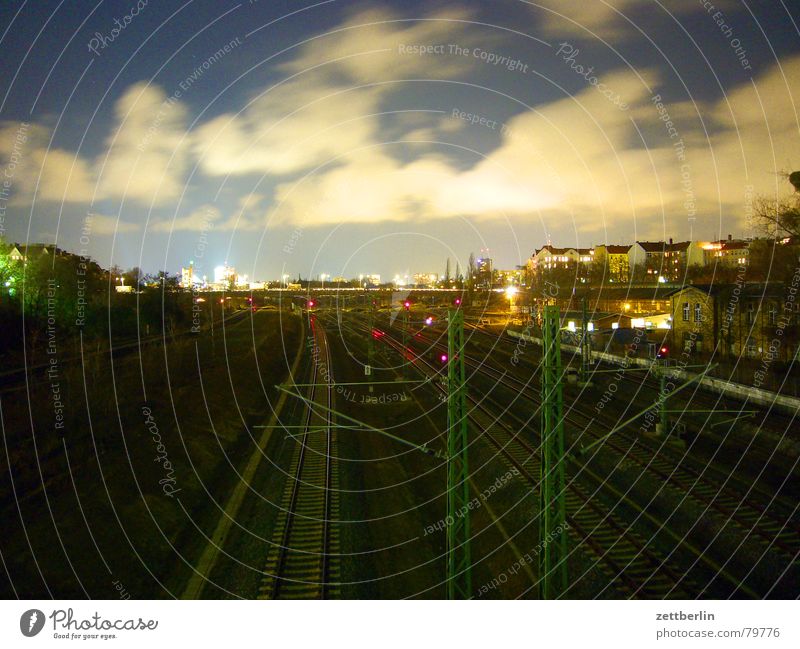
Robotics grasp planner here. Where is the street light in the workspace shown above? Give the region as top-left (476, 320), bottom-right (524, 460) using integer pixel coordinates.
top-left (282, 273), bottom-right (290, 288)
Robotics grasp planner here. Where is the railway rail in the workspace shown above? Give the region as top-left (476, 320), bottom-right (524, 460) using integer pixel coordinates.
top-left (258, 318), bottom-right (340, 599)
top-left (350, 313), bottom-right (796, 597)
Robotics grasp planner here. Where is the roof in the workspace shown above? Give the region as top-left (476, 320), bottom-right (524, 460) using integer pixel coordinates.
top-left (636, 240), bottom-right (693, 252)
top-left (665, 284), bottom-right (728, 298)
top-left (720, 242), bottom-right (749, 251)
top-left (597, 244), bottom-right (631, 254)
top-left (636, 241), bottom-right (667, 252)
top-left (579, 286), bottom-right (676, 300)
top-left (533, 245), bottom-right (593, 256)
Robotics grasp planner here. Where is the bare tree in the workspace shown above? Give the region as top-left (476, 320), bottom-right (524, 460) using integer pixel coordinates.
top-left (753, 171), bottom-right (800, 238)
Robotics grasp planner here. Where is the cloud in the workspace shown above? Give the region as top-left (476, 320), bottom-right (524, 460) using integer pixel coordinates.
top-left (264, 54), bottom-right (800, 242)
top-left (1, 81), bottom-right (191, 209)
top-left (95, 82), bottom-right (190, 206)
top-left (86, 212), bottom-right (140, 234)
top-left (532, 0), bottom-right (739, 40)
top-left (533, 0), bottom-right (641, 40)
top-left (0, 122), bottom-right (96, 204)
top-left (4, 6), bottom-right (797, 247)
top-left (278, 6), bottom-right (482, 83)
top-left (192, 6), bottom-right (488, 179)
top-left (150, 204), bottom-right (219, 233)
top-left (266, 67), bottom-right (662, 229)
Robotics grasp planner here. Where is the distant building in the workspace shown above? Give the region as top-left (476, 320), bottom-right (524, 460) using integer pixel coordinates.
top-left (593, 244), bottom-right (631, 282)
top-left (412, 273), bottom-right (439, 287)
top-left (213, 264), bottom-right (236, 289)
top-left (180, 263), bottom-right (195, 289)
top-left (8, 244), bottom-right (59, 263)
top-left (667, 283), bottom-right (799, 360)
top-left (574, 286), bottom-right (674, 316)
top-left (475, 257), bottom-right (493, 288)
top-left (494, 268), bottom-right (524, 287)
top-left (629, 240), bottom-right (705, 280)
top-left (702, 235), bottom-right (750, 267)
top-left (528, 246), bottom-right (594, 275)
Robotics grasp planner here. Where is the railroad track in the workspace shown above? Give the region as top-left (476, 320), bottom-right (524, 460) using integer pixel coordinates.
top-left (467, 351), bottom-right (799, 559)
top-left (342, 316), bottom-right (699, 598)
top-left (258, 318), bottom-right (340, 599)
top-left (437, 321), bottom-right (798, 593)
top-left (458, 325), bottom-right (800, 562)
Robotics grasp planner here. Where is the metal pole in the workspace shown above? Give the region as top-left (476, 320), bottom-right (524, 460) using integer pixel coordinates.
top-left (402, 307), bottom-right (409, 379)
top-left (367, 301), bottom-right (375, 392)
top-left (539, 304), bottom-right (567, 599)
top-left (581, 296), bottom-right (590, 383)
top-left (659, 367), bottom-right (668, 436)
top-left (446, 307), bottom-right (471, 599)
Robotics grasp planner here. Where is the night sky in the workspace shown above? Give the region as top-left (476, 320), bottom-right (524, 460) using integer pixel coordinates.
top-left (1, 0), bottom-right (798, 281)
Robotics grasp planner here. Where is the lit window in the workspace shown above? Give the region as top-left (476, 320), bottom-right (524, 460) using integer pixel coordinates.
top-left (682, 302), bottom-right (690, 321)
top-left (694, 302), bottom-right (702, 322)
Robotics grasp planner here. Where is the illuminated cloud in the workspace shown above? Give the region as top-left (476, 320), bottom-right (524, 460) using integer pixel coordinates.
top-left (264, 54), bottom-right (800, 241)
top-left (96, 82), bottom-right (191, 206)
top-left (150, 204), bottom-right (220, 233)
top-left (532, 1), bottom-right (737, 40)
top-left (192, 6), bottom-right (486, 178)
top-left (3, 7), bottom-right (797, 244)
top-left (0, 122), bottom-right (95, 204)
top-left (1, 82), bottom-right (191, 209)
top-left (86, 213), bottom-right (140, 234)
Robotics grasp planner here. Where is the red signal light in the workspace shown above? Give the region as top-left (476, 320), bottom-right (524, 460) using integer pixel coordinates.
top-left (308, 300), bottom-right (315, 307)
top-left (403, 300), bottom-right (411, 310)
top-left (440, 354), bottom-right (448, 363)
top-left (425, 316), bottom-right (433, 325)
top-left (454, 298), bottom-right (461, 306)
